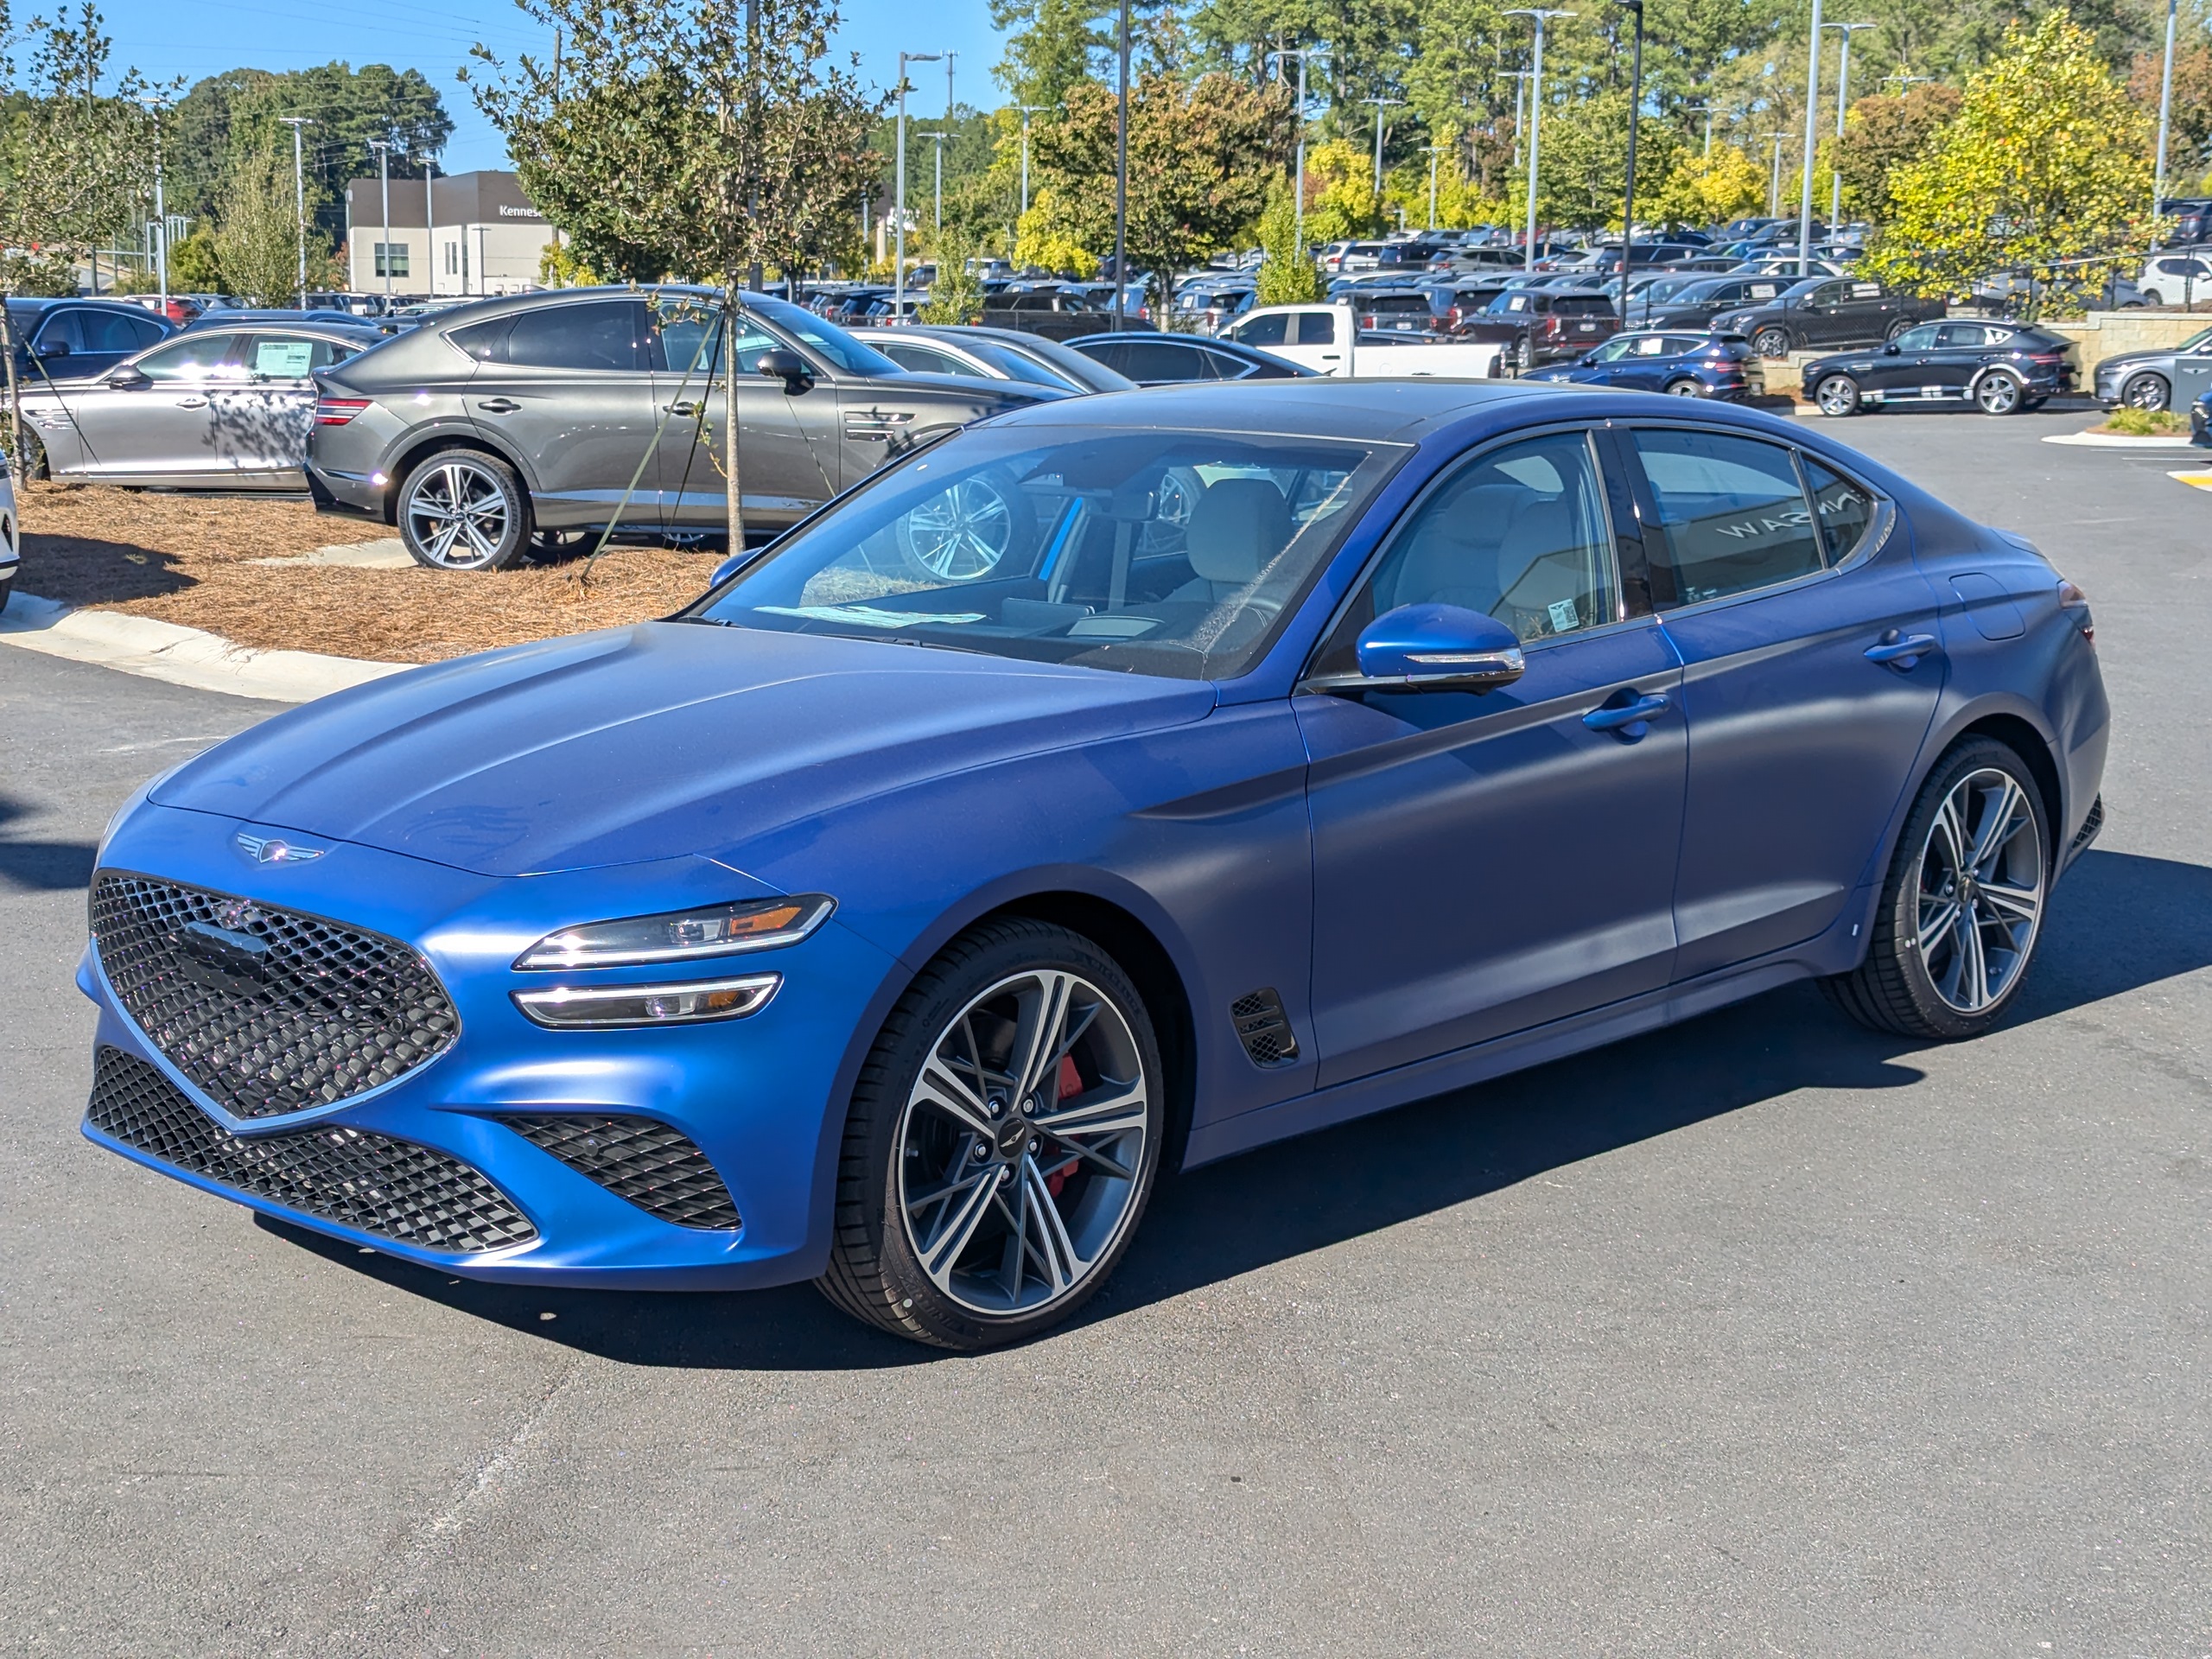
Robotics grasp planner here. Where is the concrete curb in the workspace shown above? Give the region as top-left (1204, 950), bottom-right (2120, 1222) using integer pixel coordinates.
top-left (0, 591), bottom-right (410, 703)
top-left (2041, 430), bottom-right (2202, 448)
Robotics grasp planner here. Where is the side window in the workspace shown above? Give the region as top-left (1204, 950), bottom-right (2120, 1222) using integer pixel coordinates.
top-left (122, 313), bottom-right (167, 351)
top-left (132, 335), bottom-right (245, 381)
top-left (879, 341), bottom-right (968, 376)
top-left (1294, 310), bottom-right (1336, 346)
top-left (1235, 311), bottom-right (1288, 347)
top-left (247, 335), bottom-right (350, 378)
top-left (1891, 323), bottom-right (1942, 352)
top-left (1357, 431), bottom-right (1622, 644)
top-left (1801, 455), bottom-right (1878, 565)
top-left (31, 311), bottom-right (81, 353)
top-left (1077, 339), bottom-right (1131, 372)
top-left (448, 317), bottom-right (511, 362)
top-left (76, 310), bottom-right (153, 353)
top-left (1116, 340), bottom-right (1206, 381)
top-left (501, 300), bottom-right (649, 372)
top-left (1934, 323), bottom-right (1989, 349)
top-left (1630, 428), bottom-right (1824, 604)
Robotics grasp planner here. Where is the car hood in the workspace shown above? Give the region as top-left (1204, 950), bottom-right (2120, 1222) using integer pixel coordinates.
top-left (151, 623), bottom-right (1218, 877)
top-left (2091, 347), bottom-right (2177, 374)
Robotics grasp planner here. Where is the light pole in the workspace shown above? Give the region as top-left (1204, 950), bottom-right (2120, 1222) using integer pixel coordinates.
top-left (424, 155), bottom-right (436, 298)
top-left (2154, 0), bottom-right (2178, 243)
top-left (1764, 131), bottom-right (1786, 217)
top-left (893, 50), bottom-right (940, 322)
top-left (1796, 0), bottom-right (1822, 275)
top-left (1361, 95), bottom-right (1404, 198)
top-left (1421, 142), bottom-right (1441, 229)
top-left (1267, 48), bottom-right (1331, 257)
top-left (1014, 104), bottom-right (1052, 216)
top-left (1506, 70), bottom-right (1532, 168)
top-left (279, 116), bottom-right (313, 308)
top-left (1505, 10), bottom-right (1574, 272)
top-left (1113, 0), bottom-right (1130, 330)
top-left (918, 130), bottom-right (950, 233)
top-left (1612, 0), bottom-right (1644, 280)
top-left (143, 96), bottom-right (168, 307)
top-left (367, 137), bottom-right (391, 298)
top-left (1823, 22), bottom-right (1874, 232)
top-left (1683, 99), bottom-right (1715, 157)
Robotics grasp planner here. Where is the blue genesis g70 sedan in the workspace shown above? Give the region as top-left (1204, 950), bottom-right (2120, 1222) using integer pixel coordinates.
top-left (80, 381), bottom-right (2107, 1350)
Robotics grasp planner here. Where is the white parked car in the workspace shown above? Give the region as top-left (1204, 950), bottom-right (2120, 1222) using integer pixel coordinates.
top-left (2138, 250), bottom-right (2212, 307)
top-left (1222, 302), bottom-right (1504, 378)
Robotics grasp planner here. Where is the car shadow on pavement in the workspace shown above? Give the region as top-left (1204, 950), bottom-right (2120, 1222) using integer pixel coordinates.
top-left (0, 794), bottom-right (98, 892)
top-left (264, 849), bottom-right (2211, 1370)
top-left (16, 530), bottom-right (198, 607)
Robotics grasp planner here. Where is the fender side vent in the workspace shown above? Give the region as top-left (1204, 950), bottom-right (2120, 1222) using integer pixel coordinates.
top-left (1230, 988), bottom-right (1299, 1069)
top-left (2070, 794), bottom-right (2104, 853)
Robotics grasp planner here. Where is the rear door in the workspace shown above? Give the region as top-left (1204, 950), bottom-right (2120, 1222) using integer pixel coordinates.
top-left (211, 333), bottom-right (365, 480)
top-left (468, 297), bottom-right (660, 527)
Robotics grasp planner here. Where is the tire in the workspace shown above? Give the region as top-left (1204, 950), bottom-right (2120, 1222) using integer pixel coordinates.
top-left (1886, 317), bottom-right (1915, 341)
top-left (818, 918), bottom-right (1165, 1351)
top-left (1815, 374), bottom-right (1862, 417)
top-left (1822, 738), bottom-right (2050, 1040)
top-left (397, 449), bottom-right (531, 571)
top-left (1663, 377), bottom-right (1705, 397)
top-left (14, 429), bottom-right (48, 482)
top-left (527, 529), bottom-right (591, 563)
top-left (1516, 334), bottom-right (1535, 374)
top-left (2120, 372), bottom-right (2170, 412)
top-left (1751, 327), bottom-right (1791, 359)
top-left (2141, 289), bottom-right (2163, 308)
top-left (1974, 370), bottom-right (2024, 415)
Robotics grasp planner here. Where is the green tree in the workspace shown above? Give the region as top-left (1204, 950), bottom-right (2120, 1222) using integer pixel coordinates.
top-left (1254, 175), bottom-right (1320, 302)
top-left (1532, 91), bottom-right (1682, 230)
top-left (991, 0), bottom-right (1109, 107)
top-left (2130, 39), bottom-right (2212, 182)
top-left (168, 227), bottom-right (225, 291)
top-left (1866, 10), bottom-right (2152, 315)
top-left (1833, 80), bottom-right (1963, 223)
top-left (1032, 70), bottom-right (1294, 313)
top-left (1012, 186), bottom-right (1102, 272)
top-left (918, 228), bottom-right (988, 321)
top-left (217, 144), bottom-right (310, 306)
top-left (1650, 143), bottom-right (1768, 227)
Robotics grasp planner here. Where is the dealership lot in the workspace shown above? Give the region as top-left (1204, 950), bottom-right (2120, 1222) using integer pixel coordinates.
top-left (3, 410), bottom-right (2206, 1654)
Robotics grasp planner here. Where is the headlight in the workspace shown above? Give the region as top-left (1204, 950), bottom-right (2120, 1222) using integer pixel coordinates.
top-left (513, 893), bottom-right (834, 970)
top-left (512, 972), bottom-right (781, 1028)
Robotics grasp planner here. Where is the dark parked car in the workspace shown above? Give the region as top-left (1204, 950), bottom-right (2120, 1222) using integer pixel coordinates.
top-left (871, 324), bottom-right (1136, 395)
top-left (16, 321), bottom-right (382, 489)
top-left (981, 285), bottom-right (1152, 342)
top-left (2090, 323), bottom-right (2212, 412)
top-left (1803, 321), bottom-right (2074, 417)
top-left (6, 297), bottom-right (173, 385)
top-left (1065, 332), bottom-right (1313, 385)
top-left (307, 287), bottom-right (1053, 569)
top-left (1457, 288), bottom-right (1621, 371)
top-left (1522, 330), bottom-right (1764, 400)
top-left (1635, 273), bottom-right (1796, 330)
top-left (84, 380), bottom-right (2107, 1351)
top-left (1710, 276), bottom-right (1942, 359)
top-left (1351, 287), bottom-right (1446, 335)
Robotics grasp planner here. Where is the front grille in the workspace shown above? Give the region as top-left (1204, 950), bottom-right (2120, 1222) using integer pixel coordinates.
top-left (90, 872), bottom-right (459, 1120)
top-left (1230, 988), bottom-right (1300, 1069)
top-left (87, 1046), bottom-right (535, 1254)
top-left (502, 1115), bottom-right (741, 1230)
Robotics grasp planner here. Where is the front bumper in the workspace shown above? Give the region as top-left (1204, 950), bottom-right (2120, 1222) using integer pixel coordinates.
top-left (80, 802), bottom-right (900, 1288)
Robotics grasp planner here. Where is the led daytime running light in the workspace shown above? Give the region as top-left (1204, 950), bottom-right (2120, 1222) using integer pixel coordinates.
top-left (515, 894), bottom-right (834, 970)
top-left (512, 973), bottom-right (781, 1029)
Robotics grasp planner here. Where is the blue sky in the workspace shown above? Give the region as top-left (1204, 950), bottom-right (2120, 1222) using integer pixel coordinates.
top-left (94, 0), bottom-right (1009, 173)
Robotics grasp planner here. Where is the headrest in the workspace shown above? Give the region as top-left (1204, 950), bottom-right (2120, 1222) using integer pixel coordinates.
top-left (1184, 477), bottom-right (1293, 586)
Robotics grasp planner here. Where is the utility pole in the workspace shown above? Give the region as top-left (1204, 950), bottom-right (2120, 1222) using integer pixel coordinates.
top-left (1267, 48), bottom-right (1331, 257)
top-left (1014, 105), bottom-right (1052, 216)
top-left (893, 50), bottom-right (940, 322)
top-left (918, 130), bottom-right (950, 232)
top-left (368, 137), bottom-right (391, 298)
top-left (1881, 70), bottom-right (1932, 91)
top-left (1823, 23), bottom-right (1874, 232)
top-left (1505, 10), bottom-right (1574, 272)
top-left (1113, 0), bottom-right (1130, 331)
top-left (1613, 0), bottom-right (1644, 281)
top-left (1684, 100), bottom-right (1714, 157)
top-left (1796, 0), bottom-right (1821, 275)
top-left (2154, 0), bottom-right (2178, 243)
top-left (279, 116), bottom-right (313, 308)
top-left (143, 97), bottom-right (168, 307)
top-left (1361, 95), bottom-right (1404, 198)
top-left (945, 51), bottom-right (957, 122)
top-left (1421, 143), bottom-right (1440, 230)
top-left (1764, 131), bottom-right (1786, 217)
top-left (425, 156), bottom-right (436, 298)
top-left (1506, 70), bottom-right (1532, 169)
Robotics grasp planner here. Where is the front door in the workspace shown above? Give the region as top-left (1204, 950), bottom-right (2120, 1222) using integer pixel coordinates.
top-left (650, 301), bottom-right (840, 533)
top-left (1860, 322), bottom-right (1942, 403)
top-left (1618, 424), bottom-right (1945, 978)
top-left (60, 333), bottom-right (245, 482)
top-left (1300, 428), bottom-right (1688, 1087)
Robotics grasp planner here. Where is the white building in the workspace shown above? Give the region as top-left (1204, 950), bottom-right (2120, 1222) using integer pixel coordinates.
top-left (344, 170), bottom-right (555, 299)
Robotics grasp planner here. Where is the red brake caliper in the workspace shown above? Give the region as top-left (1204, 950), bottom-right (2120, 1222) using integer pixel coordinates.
top-left (1046, 1054), bottom-right (1083, 1197)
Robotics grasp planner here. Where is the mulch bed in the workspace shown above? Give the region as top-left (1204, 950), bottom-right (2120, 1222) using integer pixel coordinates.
top-left (13, 485), bottom-right (720, 664)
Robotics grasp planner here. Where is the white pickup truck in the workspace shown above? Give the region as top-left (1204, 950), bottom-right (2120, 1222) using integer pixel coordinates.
top-left (1221, 302), bottom-right (1504, 379)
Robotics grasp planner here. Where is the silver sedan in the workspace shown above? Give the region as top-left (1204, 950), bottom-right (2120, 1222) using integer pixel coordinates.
top-left (16, 322), bottom-right (382, 490)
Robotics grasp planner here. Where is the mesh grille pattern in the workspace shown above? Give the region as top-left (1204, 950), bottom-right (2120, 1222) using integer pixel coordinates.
top-left (87, 1046), bottom-right (536, 1253)
top-left (1230, 988), bottom-right (1299, 1069)
top-left (91, 872), bottom-right (460, 1120)
top-left (503, 1115), bottom-right (741, 1230)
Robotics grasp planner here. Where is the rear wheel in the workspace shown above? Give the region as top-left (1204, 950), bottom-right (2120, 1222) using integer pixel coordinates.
top-left (398, 450), bottom-right (531, 570)
top-left (1815, 374), bottom-right (1862, 416)
top-left (1974, 370), bottom-right (2024, 415)
top-left (1516, 334), bottom-right (1535, 373)
top-left (2120, 372), bottom-right (2171, 412)
top-left (818, 919), bottom-right (1165, 1351)
top-left (1886, 317), bottom-right (1915, 341)
top-left (1663, 377), bottom-right (1705, 397)
top-left (1823, 739), bottom-right (2050, 1040)
top-left (1751, 326), bottom-right (1792, 359)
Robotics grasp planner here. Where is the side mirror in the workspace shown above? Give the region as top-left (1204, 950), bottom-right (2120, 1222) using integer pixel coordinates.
top-left (1882, 342), bottom-right (1902, 356)
top-left (38, 339), bottom-right (71, 358)
top-left (1345, 603), bottom-right (1526, 692)
top-left (105, 366), bottom-right (150, 388)
top-left (754, 349), bottom-right (813, 393)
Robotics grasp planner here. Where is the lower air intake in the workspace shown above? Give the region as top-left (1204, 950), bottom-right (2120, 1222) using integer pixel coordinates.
top-left (502, 1115), bottom-right (741, 1230)
top-left (1230, 988), bottom-right (1299, 1069)
top-left (86, 1046), bottom-right (536, 1254)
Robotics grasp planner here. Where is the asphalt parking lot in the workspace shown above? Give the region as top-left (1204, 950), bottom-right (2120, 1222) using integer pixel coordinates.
top-left (3, 410), bottom-right (2207, 1656)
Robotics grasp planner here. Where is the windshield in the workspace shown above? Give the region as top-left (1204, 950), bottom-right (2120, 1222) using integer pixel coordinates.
top-left (685, 424), bottom-right (1402, 681)
top-left (745, 294), bottom-right (899, 375)
top-left (962, 337), bottom-right (1080, 391)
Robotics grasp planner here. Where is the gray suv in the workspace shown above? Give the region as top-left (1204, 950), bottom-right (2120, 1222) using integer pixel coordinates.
top-left (307, 286), bottom-right (1058, 569)
top-left (2092, 322), bottom-right (2212, 412)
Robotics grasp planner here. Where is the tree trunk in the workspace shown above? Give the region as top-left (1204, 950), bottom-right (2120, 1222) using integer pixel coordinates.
top-left (722, 277), bottom-right (747, 552)
top-left (0, 303), bottom-right (23, 488)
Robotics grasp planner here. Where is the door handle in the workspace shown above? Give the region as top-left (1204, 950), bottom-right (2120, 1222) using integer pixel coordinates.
top-left (1582, 690), bottom-right (1670, 741)
top-left (174, 397), bottom-right (207, 409)
top-left (1865, 631), bottom-right (1940, 669)
top-left (664, 401), bottom-right (702, 416)
top-left (475, 397), bottom-right (520, 414)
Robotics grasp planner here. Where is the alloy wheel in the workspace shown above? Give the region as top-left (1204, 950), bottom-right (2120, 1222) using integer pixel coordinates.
top-left (1752, 327), bottom-right (1790, 359)
top-left (896, 969), bottom-right (1151, 1317)
top-left (899, 477), bottom-right (1015, 581)
top-left (1816, 374), bottom-right (1860, 416)
top-left (1666, 378), bottom-right (1704, 397)
top-left (404, 459), bottom-right (512, 569)
top-left (1975, 372), bottom-right (2022, 415)
top-left (2122, 373), bottom-right (2170, 411)
top-left (1914, 767), bottom-right (2045, 1015)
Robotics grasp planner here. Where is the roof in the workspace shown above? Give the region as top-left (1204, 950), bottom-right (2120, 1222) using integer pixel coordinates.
top-left (979, 378), bottom-right (1595, 443)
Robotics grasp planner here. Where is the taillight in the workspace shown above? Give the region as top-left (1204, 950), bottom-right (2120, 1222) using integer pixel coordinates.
top-left (315, 397), bottom-right (371, 425)
top-left (2057, 578), bottom-right (2094, 644)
